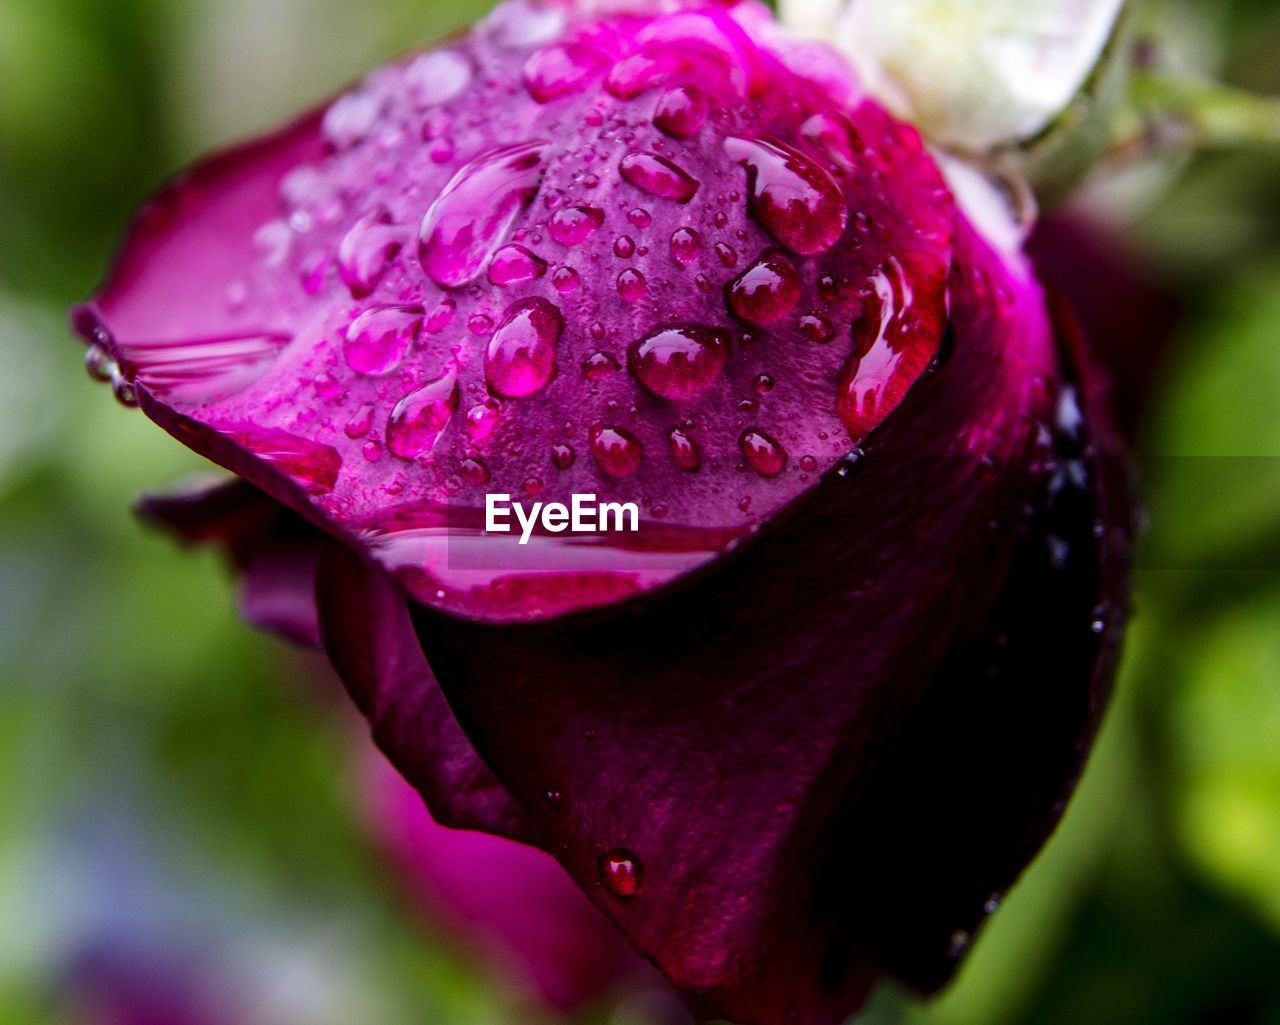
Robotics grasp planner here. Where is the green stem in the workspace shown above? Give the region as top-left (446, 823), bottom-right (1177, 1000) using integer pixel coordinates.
top-left (1129, 73), bottom-right (1280, 152)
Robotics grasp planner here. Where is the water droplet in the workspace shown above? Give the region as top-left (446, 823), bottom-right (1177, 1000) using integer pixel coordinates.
top-left (460, 456), bottom-right (491, 485)
top-left (551, 442), bottom-right (576, 469)
top-left (591, 425), bottom-right (644, 477)
top-left (523, 475), bottom-right (543, 497)
top-left (552, 265), bottom-right (581, 292)
top-left (799, 454), bottom-right (818, 472)
top-left (728, 251), bottom-right (801, 324)
top-left (405, 50), bottom-right (472, 107)
top-left (715, 242), bottom-right (738, 267)
top-left (582, 351), bottom-right (621, 380)
top-left (524, 42), bottom-right (605, 103)
top-left (363, 440), bottom-right (384, 461)
top-left (465, 401), bottom-right (501, 441)
top-left (620, 152), bottom-right (700, 203)
top-left (723, 136), bottom-right (848, 254)
top-left (345, 405), bottom-right (375, 438)
top-left (386, 370), bottom-right (459, 459)
top-left (426, 295), bottom-right (457, 334)
top-left (419, 141), bottom-right (548, 287)
top-left (486, 0), bottom-right (566, 49)
top-left (84, 344), bottom-right (116, 383)
top-left (544, 788), bottom-right (563, 808)
top-left (323, 88), bottom-right (385, 149)
top-left (740, 428), bottom-right (786, 476)
top-left (613, 235), bottom-right (635, 258)
top-left (488, 243), bottom-right (547, 285)
top-left (653, 85), bottom-right (707, 137)
top-left (799, 312), bottom-right (834, 343)
top-left (668, 427), bottom-right (700, 470)
top-left (485, 297), bottom-right (563, 397)
top-left (670, 227), bottom-right (701, 264)
top-left (344, 304), bottom-right (424, 376)
top-left (617, 268), bottom-right (647, 302)
top-left (627, 208), bottom-right (652, 229)
top-left (338, 208), bottom-right (404, 298)
top-left (469, 312), bottom-right (494, 335)
top-left (628, 325), bottom-right (729, 401)
top-left (548, 205), bottom-right (604, 246)
top-left (112, 374), bottom-right (139, 408)
top-left (753, 372), bottom-right (775, 394)
top-left (836, 448), bottom-right (864, 477)
top-left (599, 848), bottom-right (644, 898)
top-left (313, 371), bottom-right (342, 399)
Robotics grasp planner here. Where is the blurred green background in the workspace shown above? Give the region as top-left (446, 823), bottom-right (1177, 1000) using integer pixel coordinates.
top-left (2, 0), bottom-right (1280, 1022)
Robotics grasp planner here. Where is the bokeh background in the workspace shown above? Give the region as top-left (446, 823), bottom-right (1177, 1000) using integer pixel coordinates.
top-left (2, 0), bottom-right (1280, 1022)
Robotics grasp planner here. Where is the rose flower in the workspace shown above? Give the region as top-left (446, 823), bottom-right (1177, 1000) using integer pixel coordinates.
top-left (72, 2), bottom-right (1132, 1022)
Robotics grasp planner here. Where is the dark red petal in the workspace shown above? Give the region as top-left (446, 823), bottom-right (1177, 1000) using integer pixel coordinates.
top-left (138, 477), bottom-right (324, 647)
top-left (393, 220), bottom-right (1129, 1025)
top-left (316, 542), bottom-right (533, 842)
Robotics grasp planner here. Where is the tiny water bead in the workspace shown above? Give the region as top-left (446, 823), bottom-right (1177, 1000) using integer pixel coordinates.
top-left (799, 312), bottom-right (834, 343)
top-left (386, 371), bottom-right (459, 459)
top-left (487, 243), bottom-right (547, 285)
top-left (670, 227), bottom-right (701, 265)
top-left (617, 268), bottom-right (647, 302)
top-left (628, 324), bottom-right (729, 401)
top-left (591, 425), bottom-right (644, 477)
top-left (551, 265), bottom-right (581, 292)
top-left (459, 456), bottom-right (490, 485)
top-left (753, 372), bottom-right (775, 394)
top-left (548, 205), bottom-right (604, 246)
top-left (599, 848), bottom-right (644, 898)
top-left (836, 448), bottom-right (865, 477)
top-left (668, 427), bottom-right (700, 471)
top-left (551, 442), bottom-right (576, 469)
top-left (740, 428), bottom-right (786, 477)
top-left (465, 400), bottom-right (501, 441)
top-left (619, 151), bottom-right (700, 203)
top-left (338, 209), bottom-right (404, 298)
top-left (728, 251), bottom-right (801, 325)
top-left (613, 235), bottom-right (636, 259)
top-left (426, 295), bottom-right (457, 333)
top-left (485, 297), bottom-right (564, 397)
top-left (343, 304), bottom-right (424, 376)
top-left (582, 351), bottom-right (621, 380)
top-left (653, 85), bottom-right (707, 138)
top-left (723, 136), bottom-right (848, 255)
top-left (715, 242), bottom-right (738, 267)
top-left (419, 140), bottom-right (548, 288)
top-left (405, 49), bottom-right (472, 107)
top-left (344, 404), bottom-right (375, 438)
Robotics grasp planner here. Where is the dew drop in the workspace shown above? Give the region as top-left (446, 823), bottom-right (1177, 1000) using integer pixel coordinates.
top-left (620, 152), bottom-right (700, 203)
top-left (723, 136), bottom-right (848, 254)
top-left (363, 440), bottom-right (384, 462)
top-left (485, 297), bottom-right (563, 398)
top-left (551, 265), bottom-right (581, 293)
top-left (613, 235), bottom-right (635, 258)
top-left (591, 425), bottom-right (644, 477)
top-left (617, 268), bottom-right (647, 302)
top-left (670, 227), bottom-right (701, 264)
top-left (740, 428), bottom-right (786, 477)
top-left (627, 208), bottom-right (652, 229)
top-left (386, 370), bottom-right (459, 459)
top-left (465, 400), bottom-right (501, 441)
top-left (469, 312), bottom-right (494, 336)
top-left (582, 351), bottom-right (621, 380)
top-left (488, 243), bottom-right (547, 285)
top-left (405, 50), bottom-right (472, 107)
top-left (799, 454), bottom-right (818, 473)
top-left (426, 295), bottom-right (457, 334)
top-left (668, 427), bottom-right (700, 471)
top-left (313, 371), bottom-right (342, 399)
top-left (599, 848), bottom-right (644, 898)
top-left (338, 209), bottom-right (404, 298)
top-left (628, 325), bottom-right (729, 401)
top-left (344, 304), bottom-right (424, 376)
top-left (715, 242), bottom-right (738, 267)
top-left (345, 405), bottom-right (375, 438)
top-left (836, 447), bottom-right (864, 477)
top-left (460, 456), bottom-right (490, 485)
top-left (84, 345), bottom-right (116, 383)
top-left (524, 42), bottom-right (605, 103)
top-left (653, 85), bottom-right (707, 138)
top-left (728, 251), bottom-right (801, 324)
top-left (753, 372), bottom-right (775, 394)
top-left (548, 205), bottom-right (604, 246)
top-left (799, 312), bottom-right (834, 343)
top-left (419, 141), bottom-right (548, 288)
top-left (323, 88), bottom-right (385, 150)
top-left (551, 442), bottom-right (576, 470)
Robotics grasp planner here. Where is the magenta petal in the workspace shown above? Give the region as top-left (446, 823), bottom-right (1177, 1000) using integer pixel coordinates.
top-left (395, 222), bottom-right (1130, 1025)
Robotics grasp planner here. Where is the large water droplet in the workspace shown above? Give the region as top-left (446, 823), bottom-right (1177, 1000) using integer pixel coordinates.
top-left (599, 848), bottom-right (644, 898)
top-left (653, 85), bottom-right (707, 138)
top-left (524, 42), bottom-right (606, 103)
top-left (343, 304), bottom-right (423, 375)
top-left (488, 243), bottom-right (547, 285)
top-left (338, 208), bottom-right (405, 298)
top-left (723, 136), bottom-right (847, 254)
top-left (740, 428), bottom-right (787, 477)
top-left (628, 325), bottom-right (729, 400)
top-left (727, 251), bottom-right (800, 324)
top-left (387, 371), bottom-right (459, 459)
top-left (419, 141), bottom-right (548, 287)
top-left (485, 297), bottom-right (563, 397)
top-left (405, 50), bottom-right (472, 107)
top-left (620, 152), bottom-right (700, 203)
top-left (548, 205), bottom-right (604, 246)
top-left (591, 425), bottom-right (644, 477)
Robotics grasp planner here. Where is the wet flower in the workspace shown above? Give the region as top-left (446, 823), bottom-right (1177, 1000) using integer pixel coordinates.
top-left (76, 2), bottom-right (1132, 1022)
